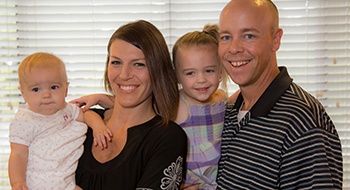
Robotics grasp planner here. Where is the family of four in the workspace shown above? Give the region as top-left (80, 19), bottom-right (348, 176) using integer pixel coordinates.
top-left (8, 0), bottom-right (343, 189)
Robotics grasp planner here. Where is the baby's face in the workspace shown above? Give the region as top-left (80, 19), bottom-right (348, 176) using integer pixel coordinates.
top-left (19, 67), bottom-right (68, 115)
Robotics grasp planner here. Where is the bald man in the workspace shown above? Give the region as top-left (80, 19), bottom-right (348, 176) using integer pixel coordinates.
top-left (216, 0), bottom-right (343, 189)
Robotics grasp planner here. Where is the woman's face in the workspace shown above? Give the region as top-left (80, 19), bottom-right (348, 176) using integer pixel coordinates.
top-left (107, 39), bottom-right (153, 109)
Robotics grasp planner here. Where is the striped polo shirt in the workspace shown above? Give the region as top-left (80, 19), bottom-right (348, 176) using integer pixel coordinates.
top-left (217, 67), bottom-right (343, 189)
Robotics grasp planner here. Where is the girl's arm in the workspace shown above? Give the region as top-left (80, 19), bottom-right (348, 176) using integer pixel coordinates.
top-left (8, 143), bottom-right (29, 190)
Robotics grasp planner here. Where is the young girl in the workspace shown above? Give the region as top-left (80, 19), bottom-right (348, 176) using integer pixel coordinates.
top-left (172, 24), bottom-right (228, 190)
top-left (71, 24), bottom-right (228, 189)
top-left (8, 52), bottom-right (111, 190)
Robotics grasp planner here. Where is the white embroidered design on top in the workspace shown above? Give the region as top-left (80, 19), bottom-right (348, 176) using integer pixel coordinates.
top-left (160, 156), bottom-right (183, 190)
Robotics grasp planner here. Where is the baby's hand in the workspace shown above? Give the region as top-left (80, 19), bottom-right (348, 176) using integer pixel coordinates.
top-left (69, 94), bottom-right (100, 112)
top-left (93, 124), bottom-right (113, 149)
top-left (11, 182), bottom-right (28, 190)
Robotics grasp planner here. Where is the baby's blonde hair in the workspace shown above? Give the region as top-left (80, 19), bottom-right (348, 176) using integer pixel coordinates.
top-left (18, 52), bottom-right (67, 86)
top-left (172, 24), bottom-right (228, 92)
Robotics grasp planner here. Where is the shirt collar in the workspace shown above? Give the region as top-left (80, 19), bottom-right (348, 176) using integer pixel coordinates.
top-left (233, 66), bottom-right (293, 117)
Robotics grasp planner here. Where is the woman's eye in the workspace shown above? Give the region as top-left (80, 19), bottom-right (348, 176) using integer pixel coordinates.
top-left (111, 60), bottom-right (121, 65)
top-left (135, 63), bottom-right (146, 67)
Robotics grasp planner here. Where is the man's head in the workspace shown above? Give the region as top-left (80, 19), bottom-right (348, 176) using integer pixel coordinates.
top-left (218, 0), bottom-right (283, 90)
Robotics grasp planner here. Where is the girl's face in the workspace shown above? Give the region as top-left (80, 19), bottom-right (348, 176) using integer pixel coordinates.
top-left (107, 39), bottom-right (153, 109)
top-left (176, 45), bottom-right (221, 104)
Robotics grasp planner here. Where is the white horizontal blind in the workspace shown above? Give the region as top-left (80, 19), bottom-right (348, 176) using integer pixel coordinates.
top-left (0, 0), bottom-right (349, 189)
top-left (0, 0), bottom-right (18, 188)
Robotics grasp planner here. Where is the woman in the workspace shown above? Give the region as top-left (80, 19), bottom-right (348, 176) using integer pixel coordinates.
top-left (75, 20), bottom-right (187, 190)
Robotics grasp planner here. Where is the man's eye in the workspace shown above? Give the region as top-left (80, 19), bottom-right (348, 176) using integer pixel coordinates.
top-left (245, 34), bottom-right (254, 39)
top-left (220, 35), bottom-right (231, 41)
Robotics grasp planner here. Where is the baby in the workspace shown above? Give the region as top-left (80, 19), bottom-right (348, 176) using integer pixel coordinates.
top-left (8, 52), bottom-right (87, 190)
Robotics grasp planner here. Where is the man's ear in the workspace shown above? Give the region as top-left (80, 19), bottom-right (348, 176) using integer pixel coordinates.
top-left (273, 28), bottom-right (283, 52)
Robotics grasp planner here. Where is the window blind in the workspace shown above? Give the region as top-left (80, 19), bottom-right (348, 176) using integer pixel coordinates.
top-left (0, 0), bottom-right (349, 189)
top-left (0, 0), bottom-right (18, 188)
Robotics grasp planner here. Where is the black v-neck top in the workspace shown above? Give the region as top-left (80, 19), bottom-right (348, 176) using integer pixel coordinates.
top-left (76, 109), bottom-right (187, 190)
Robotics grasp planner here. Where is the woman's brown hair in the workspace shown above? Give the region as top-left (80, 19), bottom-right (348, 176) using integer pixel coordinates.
top-left (104, 20), bottom-right (179, 126)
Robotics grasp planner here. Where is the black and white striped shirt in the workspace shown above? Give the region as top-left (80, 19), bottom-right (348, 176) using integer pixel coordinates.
top-left (217, 67), bottom-right (343, 190)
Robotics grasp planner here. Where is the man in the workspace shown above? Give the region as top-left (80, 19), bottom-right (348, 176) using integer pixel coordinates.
top-left (216, 0), bottom-right (343, 189)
